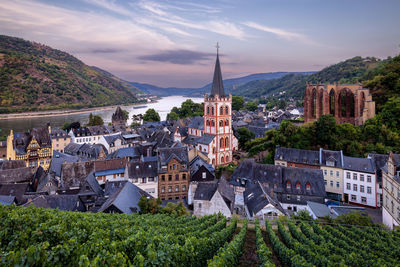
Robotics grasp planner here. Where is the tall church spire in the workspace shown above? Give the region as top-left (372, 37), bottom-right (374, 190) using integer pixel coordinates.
top-left (210, 42), bottom-right (225, 97)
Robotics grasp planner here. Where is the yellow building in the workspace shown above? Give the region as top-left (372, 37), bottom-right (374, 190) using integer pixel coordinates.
top-left (50, 127), bottom-right (71, 153)
top-left (7, 127), bottom-right (53, 170)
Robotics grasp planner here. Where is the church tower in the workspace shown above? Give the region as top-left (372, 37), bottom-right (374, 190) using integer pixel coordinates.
top-left (204, 45), bottom-right (236, 166)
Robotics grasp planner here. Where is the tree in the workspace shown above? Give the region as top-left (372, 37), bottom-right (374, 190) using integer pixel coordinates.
top-left (143, 108), bottom-right (160, 122)
top-left (236, 127), bottom-right (255, 149)
top-left (232, 96), bottom-right (244, 111)
top-left (87, 113), bottom-right (104, 126)
top-left (121, 109), bottom-right (129, 121)
top-left (168, 99), bottom-right (204, 119)
top-left (245, 101), bottom-right (257, 111)
top-left (334, 211), bottom-right (373, 226)
top-left (167, 111), bottom-right (179, 121)
top-left (63, 121), bottom-right (80, 132)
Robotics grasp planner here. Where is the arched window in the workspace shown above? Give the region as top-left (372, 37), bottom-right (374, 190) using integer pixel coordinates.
top-left (306, 183), bottom-right (311, 191)
top-left (212, 159), bottom-right (215, 165)
top-left (360, 92), bottom-right (365, 114)
top-left (211, 107), bottom-right (214, 115)
top-left (219, 120), bottom-right (223, 127)
top-left (206, 120), bottom-right (210, 126)
top-left (225, 137), bottom-right (229, 147)
top-left (329, 90), bottom-right (335, 115)
top-left (296, 182), bottom-right (301, 190)
top-left (225, 119), bottom-right (229, 126)
top-left (319, 90), bottom-right (323, 117)
top-left (211, 120), bottom-right (215, 126)
top-left (225, 106), bottom-right (229, 115)
top-left (220, 138), bottom-right (224, 148)
top-left (312, 89), bottom-right (317, 118)
top-left (226, 155), bottom-right (229, 162)
top-left (220, 106), bottom-right (223, 115)
top-left (207, 106), bottom-right (210, 115)
top-left (221, 156), bottom-right (224, 163)
top-left (286, 181), bottom-right (291, 189)
top-left (213, 147), bottom-right (216, 153)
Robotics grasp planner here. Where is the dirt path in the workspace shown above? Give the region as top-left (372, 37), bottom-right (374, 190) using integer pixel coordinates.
top-left (238, 228), bottom-right (259, 267)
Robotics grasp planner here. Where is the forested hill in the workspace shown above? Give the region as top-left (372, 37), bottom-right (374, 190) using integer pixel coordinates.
top-left (0, 35), bottom-right (142, 113)
top-left (232, 56), bottom-right (386, 99)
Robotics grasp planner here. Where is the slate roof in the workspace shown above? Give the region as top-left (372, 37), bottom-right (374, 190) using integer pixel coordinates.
top-left (158, 146), bottom-right (189, 166)
top-left (194, 178), bottom-right (234, 210)
top-left (103, 134), bottom-right (125, 146)
top-left (343, 156), bottom-right (375, 173)
top-left (0, 167), bottom-right (34, 183)
top-left (128, 160), bottom-right (158, 179)
top-left (182, 136), bottom-right (201, 146)
top-left (197, 134), bottom-right (215, 145)
top-left (106, 147), bottom-right (141, 160)
top-left (24, 195), bottom-right (85, 211)
top-left (95, 158), bottom-right (127, 172)
top-left (282, 167), bottom-right (326, 197)
top-left (0, 160), bottom-right (26, 170)
top-left (104, 180), bottom-right (128, 196)
top-left (36, 173), bottom-right (58, 193)
top-left (307, 201), bottom-right (335, 218)
top-left (190, 156), bottom-right (215, 177)
top-left (13, 127), bottom-right (51, 154)
top-left (188, 116), bottom-right (204, 130)
top-left (210, 53), bottom-right (225, 97)
top-left (194, 182), bottom-right (218, 201)
top-left (369, 153), bottom-right (400, 183)
top-left (275, 146), bottom-right (320, 166)
top-left (244, 181), bottom-right (285, 216)
top-left (86, 125), bottom-right (109, 135)
top-left (0, 195), bottom-right (16, 205)
top-left (61, 161), bottom-right (95, 189)
top-left (0, 183), bottom-right (29, 204)
top-left (320, 149), bottom-right (343, 168)
top-left (50, 151), bottom-right (80, 177)
top-left (80, 172), bottom-right (103, 196)
top-left (98, 182), bottom-right (151, 214)
top-left (50, 128), bottom-right (69, 138)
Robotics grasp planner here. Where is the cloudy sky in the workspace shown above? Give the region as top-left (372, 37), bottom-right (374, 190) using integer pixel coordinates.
top-left (1, 0), bottom-right (399, 87)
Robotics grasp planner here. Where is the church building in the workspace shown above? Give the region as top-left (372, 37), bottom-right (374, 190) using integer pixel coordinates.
top-left (187, 47), bottom-right (238, 167)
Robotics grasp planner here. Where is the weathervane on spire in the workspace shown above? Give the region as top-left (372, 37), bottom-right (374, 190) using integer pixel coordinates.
top-left (216, 42), bottom-right (220, 56)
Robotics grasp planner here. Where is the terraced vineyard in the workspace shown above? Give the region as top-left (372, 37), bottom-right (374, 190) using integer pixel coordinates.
top-left (1, 204), bottom-right (400, 266)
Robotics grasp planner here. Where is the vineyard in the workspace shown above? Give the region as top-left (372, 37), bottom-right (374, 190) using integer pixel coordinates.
top-left (1, 205), bottom-right (400, 266)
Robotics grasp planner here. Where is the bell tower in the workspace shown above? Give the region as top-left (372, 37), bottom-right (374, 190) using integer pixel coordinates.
top-left (204, 43), bottom-right (234, 167)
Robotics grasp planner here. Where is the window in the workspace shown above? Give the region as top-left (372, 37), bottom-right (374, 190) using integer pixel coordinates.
top-left (173, 164), bottom-right (176, 170)
top-left (346, 172), bottom-right (351, 179)
top-left (113, 174), bottom-right (116, 179)
top-left (182, 174), bottom-right (186, 180)
top-left (219, 120), bottom-right (223, 127)
top-left (286, 182), bottom-right (291, 189)
top-left (360, 185), bottom-right (364, 193)
top-left (207, 106), bottom-right (210, 114)
top-left (199, 203), bottom-right (202, 208)
top-left (367, 186), bottom-right (372, 194)
top-left (367, 175), bottom-right (371, 182)
top-left (220, 138), bottom-right (224, 148)
top-left (306, 183), bottom-right (311, 191)
top-left (168, 175), bottom-right (172, 181)
top-left (353, 173), bottom-right (357, 180)
top-left (324, 180), bottom-right (327, 186)
top-left (336, 182), bottom-right (340, 188)
top-left (297, 195), bottom-right (301, 201)
top-left (330, 170), bottom-right (333, 176)
top-left (336, 171), bottom-right (339, 177)
top-left (225, 106), bottom-right (229, 115)
top-left (202, 172), bottom-right (206, 179)
top-left (211, 107), bottom-right (214, 115)
top-left (287, 195), bottom-right (291, 200)
top-left (175, 174), bottom-right (179, 181)
top-left (361, 197), bottom-right (367, 203)
top-left (142, 178), bottom-right (147, 183)
top-left (225, 120), bottom-right (229, 126)
top-left (296, 182), bottom-right (301, 190)
top-left (324, 170), bottom-right (327, 175)
top-left (351, 195), bottom-right (357, 201)
top-left (161, 187), bottom-right (165, 193)
top-left (182, 185), bottom-right (186, 191)
top-left (346, 183), bottom-right (351, 190)
top-left (175, 185), bottom-right (179, 192)
top-left (168, 186), bottom-right (172, 192)
top-left (353, 184), bottom-right (357, 191)
top-left (330, 181), bottom-right (333, 187)
top-left (360, 174), bottom-right (364, 182)
top-left (148, 177), bottom-right (154, 182)
top-left (161, 175), bottom-right (165, 181)
top-left (220, 106), bottom-right (223, 115)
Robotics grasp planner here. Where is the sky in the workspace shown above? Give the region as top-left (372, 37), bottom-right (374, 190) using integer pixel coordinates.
top-left (1, 0), bottom-right (399, 87)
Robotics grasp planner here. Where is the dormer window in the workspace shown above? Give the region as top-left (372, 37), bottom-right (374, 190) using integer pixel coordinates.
top-left (286, 182), bottom-right (291, 189)
top-left (306, 183), bottom-right (311, 191)
top-left (136, 165), bottom-right (139, 169)
top-left (296, 182), bottom-right (301, 190)
top-left (248, 193), bottom-right (254, 200)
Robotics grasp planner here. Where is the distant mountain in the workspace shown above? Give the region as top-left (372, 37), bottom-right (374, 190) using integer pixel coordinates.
top-left (131, 72), bottom-right (314, 97)
top-left (233, 56), bottom-right (386, 99)
top-left (0, 35), bottom-right (142, 113)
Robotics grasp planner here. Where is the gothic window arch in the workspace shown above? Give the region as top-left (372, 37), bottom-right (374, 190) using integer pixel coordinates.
top-left (220, 106), bottom-right (223, 115)
top-left (306, 183), bottom-right (311, 191)
top-left (312, 89), bottom-right (317, 118)
top-left (219, 120), bottom-right (223, 127)
top-left (211, 107), bottom-right (214, 115)
top-left (206, 120), bottom-right (210, 126)
top-left (225, 155), bottom-right (229, 162)
top-left (225, 106), bottom-right (229, 115)
top-left (225, 137), bottom-right (229, 147)
top-left (207, 106), bottom-right (210, 115)
top-left (220, 138), bottom-right (224, 148)
top-left (212, 159), bottom-right (215, 165)
top-left (286, 181), bottom-right (291, 190)
top-left (360, 92), bottom-right (365, 114)
top-left (211, 120), bottom-right (215, 126)
top-left (225, 119), bottom-right (229, 126)
top-left (221, 156), bottom-right (225, 163)
top-left (329, 89), bottom-right (335, 115)
top-left (296, 182), bottom-right (301, 190)
top-left (319, 90), bottom-right (323, 117)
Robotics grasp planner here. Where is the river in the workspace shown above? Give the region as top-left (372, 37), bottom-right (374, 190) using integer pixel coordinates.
top-left (0, 96), bottom-right (203, 134)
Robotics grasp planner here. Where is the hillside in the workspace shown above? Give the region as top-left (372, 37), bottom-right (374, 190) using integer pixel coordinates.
top-left (131, 72), bottom-right (313, 97)
top-left (233, 56), bottom-right (385, 99)
top-left (0, 35), bottom-right (142, 113)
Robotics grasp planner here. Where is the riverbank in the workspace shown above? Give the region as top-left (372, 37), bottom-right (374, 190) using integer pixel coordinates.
top-left (0, 102), bottom-right (151, 120)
